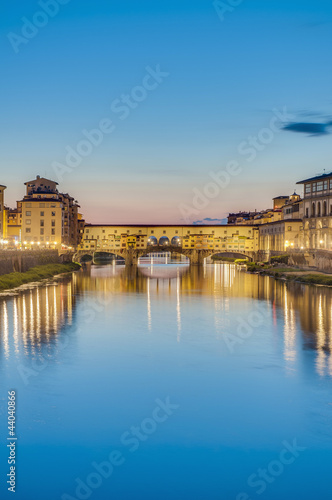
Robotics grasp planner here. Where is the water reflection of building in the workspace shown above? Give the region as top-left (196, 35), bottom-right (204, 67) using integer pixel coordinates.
top-left (0, 277), bottom-right (77, 360)
top-left (0, 263), bottom-right (331, 378)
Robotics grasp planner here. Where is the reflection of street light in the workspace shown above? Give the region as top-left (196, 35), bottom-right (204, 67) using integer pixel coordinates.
top-left (320, 240), bottom-right (323, 244)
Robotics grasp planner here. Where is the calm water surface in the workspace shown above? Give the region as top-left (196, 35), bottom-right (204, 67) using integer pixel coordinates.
top-left (0, 262), bottom-right (331, 499)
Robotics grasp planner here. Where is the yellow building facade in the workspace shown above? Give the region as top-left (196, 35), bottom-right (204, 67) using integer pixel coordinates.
top-left (20, 196), bottom-right (63, 249)
top-left (258, 220), bottom-right (303, 253)
top-left (0, 185), bottom-right (6, 239)
top-left (79, 225), bottom-right (259, 254)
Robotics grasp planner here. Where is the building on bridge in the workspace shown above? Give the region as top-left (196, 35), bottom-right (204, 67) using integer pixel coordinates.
top-left (78, 224), bottom-right (259, 256)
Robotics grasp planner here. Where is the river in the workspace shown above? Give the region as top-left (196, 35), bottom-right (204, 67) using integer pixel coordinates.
top-left (0, 262), bottom-right (331, 499)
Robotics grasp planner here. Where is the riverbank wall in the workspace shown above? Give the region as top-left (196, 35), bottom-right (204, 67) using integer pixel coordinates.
top-left (0, 250), bottom-right (71, 275)
top-left (267, 250), bottom-right (332, 273)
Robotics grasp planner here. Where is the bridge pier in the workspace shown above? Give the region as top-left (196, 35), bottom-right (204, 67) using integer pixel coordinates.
top-left (189, 250), bottom-right (208, 266)
top-left (125, 249), bottom-right (139, 266)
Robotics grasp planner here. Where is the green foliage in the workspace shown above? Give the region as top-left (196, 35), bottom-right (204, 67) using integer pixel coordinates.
top-left (270, 254), bottom-right (290, 265)
top-left (211, 256), bottom-right (236, 262)
top-left (246, 262), bottom-right (261, 272)
top-left (234, 259), bottom-right (248, 264)
top-left (0, 263), bottom-right (81, 292)
top-left (290, 274), bottom-right (332, 286)
top-left (80, 254), bottom-right (93, 262)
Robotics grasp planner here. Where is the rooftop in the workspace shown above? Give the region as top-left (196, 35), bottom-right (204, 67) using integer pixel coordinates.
top-left (85, 223), bottom-right (258, 228)
top-left (24, 176), bottom-right (58, 185)
top-left (296, 172), bottom-right (332, 184)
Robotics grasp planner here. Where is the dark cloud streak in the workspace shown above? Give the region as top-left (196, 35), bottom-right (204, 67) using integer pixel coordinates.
top-left (282, 121), bottom-right (332, 136)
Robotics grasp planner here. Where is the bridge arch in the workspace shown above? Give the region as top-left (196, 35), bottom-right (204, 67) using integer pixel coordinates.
top-left (208, 251), bottom-right (253, 262)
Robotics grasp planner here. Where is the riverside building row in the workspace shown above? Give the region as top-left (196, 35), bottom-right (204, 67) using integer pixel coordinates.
top-left (0, 176), bottom-right (84, 249)
top-left (227, 171), bottom-right (332, 253)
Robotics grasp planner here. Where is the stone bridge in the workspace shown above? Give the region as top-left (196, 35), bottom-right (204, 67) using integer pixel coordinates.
top-left (73, 246), bottom-right (255, 266)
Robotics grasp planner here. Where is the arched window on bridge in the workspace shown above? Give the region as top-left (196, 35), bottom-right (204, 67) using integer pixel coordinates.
top-left (159, 236), bottom-right (170, 246)
top-left (311, 202), bottom-right (315, 217)
top-left (147, 236), bottom-right (158, 246)
top-left (171, 236), bottom-right (181, 247)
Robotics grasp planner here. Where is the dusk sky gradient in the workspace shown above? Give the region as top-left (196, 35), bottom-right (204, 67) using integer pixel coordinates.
top-left (1, 0), bottom-right (332, 223)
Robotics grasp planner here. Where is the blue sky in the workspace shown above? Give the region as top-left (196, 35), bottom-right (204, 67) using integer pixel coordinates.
top-left (1, 0), bottom-right (332, 223)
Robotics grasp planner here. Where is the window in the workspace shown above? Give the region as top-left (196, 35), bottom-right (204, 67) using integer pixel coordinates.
top-left (51, 229), bottom-right (55, 235)
top-left (288, 226), bottom-right (292, 231)
top-left (26, 211), bottom-right (31, 216)
top-left (51, 211), bottom-right (56, 217)
top-left (317, 202), bottom-right (321, 216)
top-left (317, 181), bottom-right (323, 192)
top-left (312, 183), bottom-right (317, 192)
top-left (40, 203), bottom-right (45, 207)
top-left (102, 230), bottom-right (105, 233)
top-left (323, 201), bottom-right (327, 216)
top-left (26, 203), bottom-right (31, 208)
top-left (324, 181), bottom-right (328, 190)
top-left (26, 228), bottom-right (31, 233)
top-left (26, 219), bottom-right (31, 225)
top-left (305, 184), bottom-right (311, 194)
top-left (86, 229), bottom-right (89, 234)
top-left (305, 208), bottom-right (309, 218)
top-left (40, 211), bottom-right (44, 216)
top-left (40, 220), bottom-right (44, 227)
top-left (175, 230), bottom-right (178, 234)
top-left (40, 229), bottom-right (44, 235)
top-left (51, 220), bottom-right (55, 227)
top-left (114, 230), bottom-right (117, 234)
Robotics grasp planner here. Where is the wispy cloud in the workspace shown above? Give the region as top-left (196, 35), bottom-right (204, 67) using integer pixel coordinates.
top-left (193, 217), bottom-right (227, 225)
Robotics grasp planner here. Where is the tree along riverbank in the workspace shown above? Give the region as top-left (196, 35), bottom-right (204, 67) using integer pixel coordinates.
top-left (0, 263), bottom-right (81, 292)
